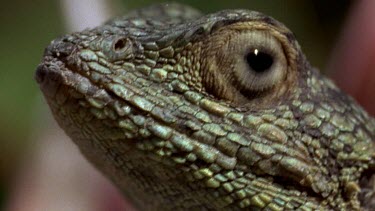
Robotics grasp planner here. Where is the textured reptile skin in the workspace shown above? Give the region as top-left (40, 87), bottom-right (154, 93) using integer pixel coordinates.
top-left (35, 3), bottom-right (375, 210)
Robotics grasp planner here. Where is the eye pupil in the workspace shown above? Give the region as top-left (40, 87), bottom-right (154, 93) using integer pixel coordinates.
top-left (246, 49), bottom-right (274, 73)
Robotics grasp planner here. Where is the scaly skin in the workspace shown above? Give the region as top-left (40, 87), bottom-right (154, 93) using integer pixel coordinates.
top-left (35, 3), bottom-right (375, 210)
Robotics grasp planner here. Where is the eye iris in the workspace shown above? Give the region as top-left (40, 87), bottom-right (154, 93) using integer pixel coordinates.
top-left (246, 49), bottom-right (274, 73)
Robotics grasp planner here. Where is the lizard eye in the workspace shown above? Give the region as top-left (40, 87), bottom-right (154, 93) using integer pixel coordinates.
top-left (203, 27), bottom-right (291, 103)
top-left (232, 30), bottom-right (287, 92)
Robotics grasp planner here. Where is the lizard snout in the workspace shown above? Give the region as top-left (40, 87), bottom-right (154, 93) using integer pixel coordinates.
top-left (43, 36), bottom-right (75, 61)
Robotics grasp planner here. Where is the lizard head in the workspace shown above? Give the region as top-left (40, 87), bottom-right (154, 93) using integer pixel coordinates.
top-left (36, 3), bottom-right (375, 210)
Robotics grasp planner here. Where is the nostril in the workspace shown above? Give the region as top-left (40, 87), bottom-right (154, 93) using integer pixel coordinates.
top-left (35, 64), bottom-right (47, 84)
top-left (358, 167), bottom-right (375, 209)
top-left (34, 61), bottom-right (65, 97)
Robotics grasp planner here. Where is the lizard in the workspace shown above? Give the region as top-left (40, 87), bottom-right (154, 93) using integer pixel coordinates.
top-left (35, 3), bottom-right (375, 210)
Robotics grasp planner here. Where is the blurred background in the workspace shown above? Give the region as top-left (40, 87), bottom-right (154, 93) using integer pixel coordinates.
top-left (0, 0), bottom-right (370, 210)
